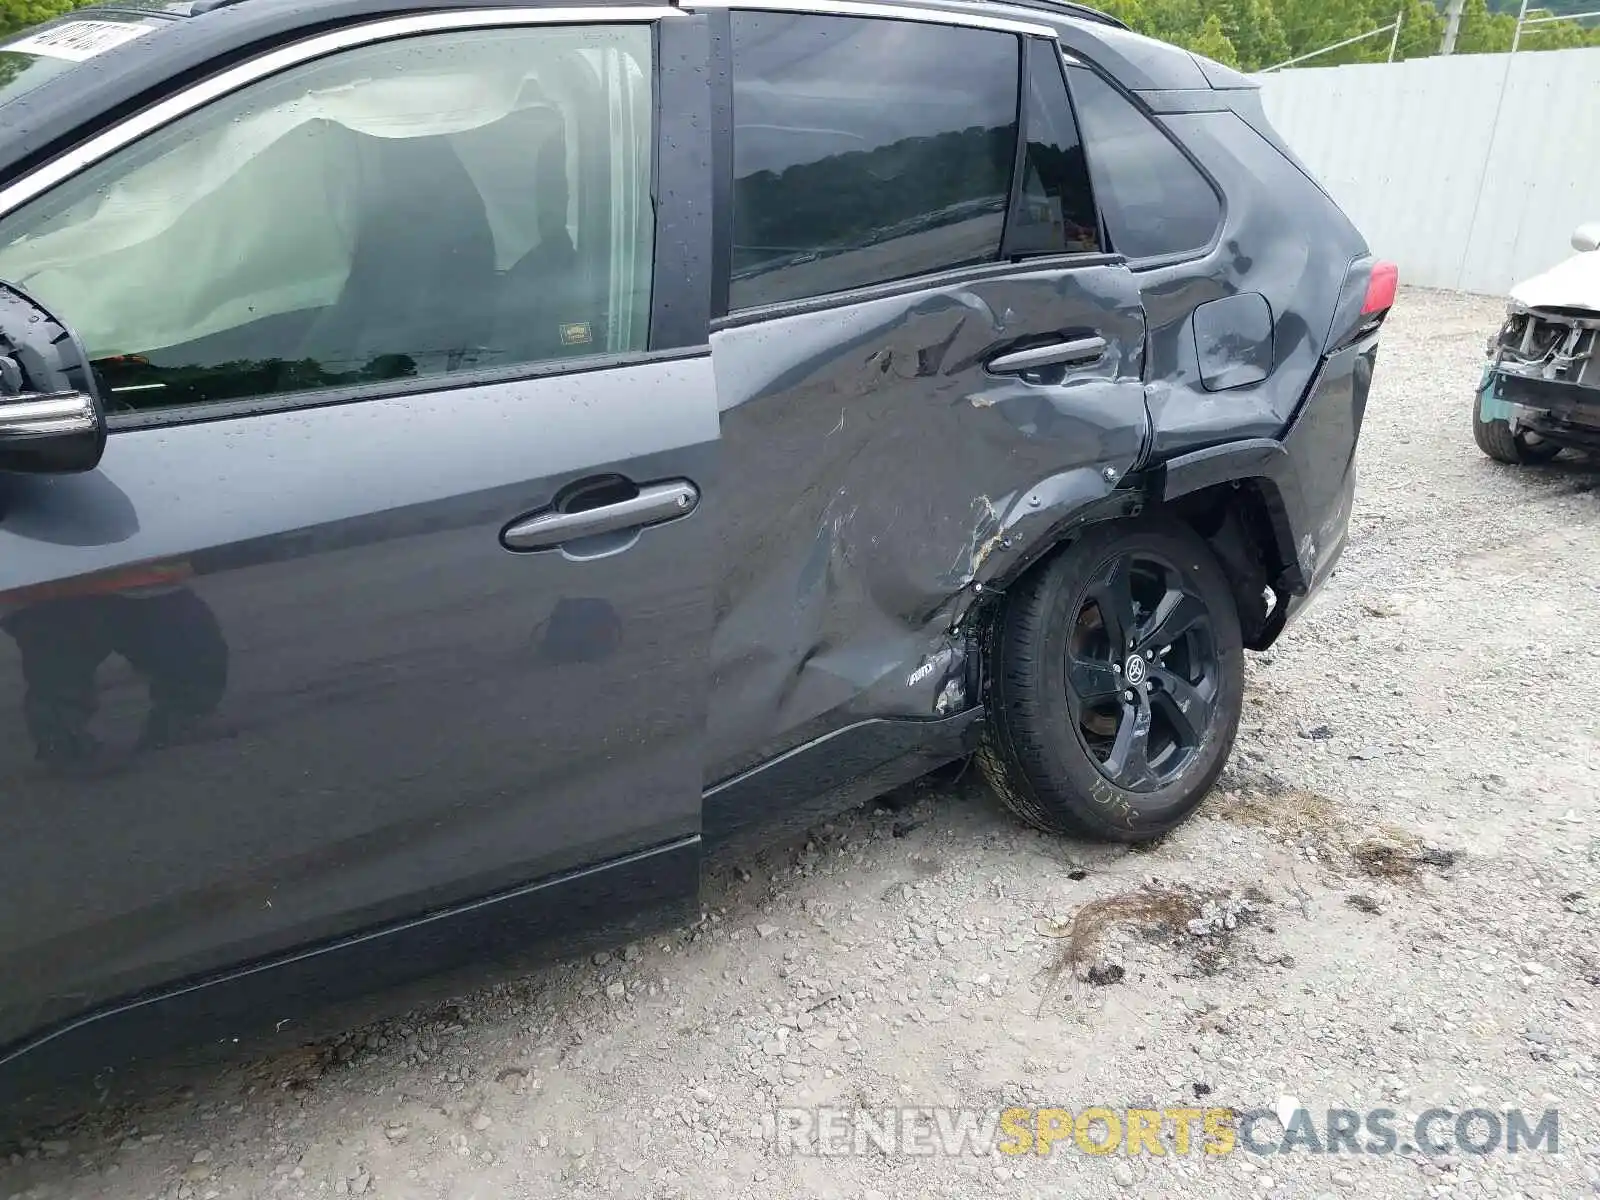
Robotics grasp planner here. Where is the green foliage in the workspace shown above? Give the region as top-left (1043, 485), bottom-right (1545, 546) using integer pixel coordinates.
top-left (4, 0), bottom-right (1599, 83)
top-left (1104, 0), bottom-right (1600, 71)
top-left (1, 0), bottom-right (87, 39)
top-left (1393, 0), bottom-right (1448, 59)
top-left (1488, 0), bottom-right (1599, 14)
top-left (1217, 0), bottom-right (1292, 68)
top-left (1456, 0), bottom-right (1516, 51)
top-left (1189, 12), bottom-right (1241, 61)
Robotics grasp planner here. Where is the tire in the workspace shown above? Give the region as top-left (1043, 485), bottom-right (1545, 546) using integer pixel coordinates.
top-left (978, 514), bottom-right (1244, 843)
top-left (1473, 399), bottom-right (1561, 465)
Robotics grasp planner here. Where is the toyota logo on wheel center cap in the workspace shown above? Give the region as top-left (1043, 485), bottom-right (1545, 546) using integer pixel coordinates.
top-left (1123, 655), bottom-right (1148, 685)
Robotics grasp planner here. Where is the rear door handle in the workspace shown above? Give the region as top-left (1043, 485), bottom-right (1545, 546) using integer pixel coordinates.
top-left (986, 335), bottom-right (1108, 375)
top-left (502, 479), bottom-right (699, 551)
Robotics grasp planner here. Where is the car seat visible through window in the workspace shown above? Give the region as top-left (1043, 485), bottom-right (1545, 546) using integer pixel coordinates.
top-left (495, 119), bottom-right (607, 362)
top-left (296, 132), bottom-right (500, 379)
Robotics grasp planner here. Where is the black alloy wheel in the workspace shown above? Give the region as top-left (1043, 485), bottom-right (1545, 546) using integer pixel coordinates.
top-left (1065, 550), bottom-right (1221, 793)
top-left (978, 515), bottom-right (1245, 842)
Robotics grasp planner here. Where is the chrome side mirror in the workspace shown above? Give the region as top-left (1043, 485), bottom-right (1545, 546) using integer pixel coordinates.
top-left (0, 281), bottom-right (106, 474)
top-left (1573, 223), bottom-right (1600, 253)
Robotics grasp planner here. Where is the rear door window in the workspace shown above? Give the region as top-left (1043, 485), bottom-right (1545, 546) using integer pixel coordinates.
top-left (1065, 63), bottom-right (1222, 261)
top-left (728, 12), bottom-right (1020, 310)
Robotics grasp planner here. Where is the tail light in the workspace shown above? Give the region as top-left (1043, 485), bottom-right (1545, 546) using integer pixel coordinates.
top-left (1324, 258), bottom-right (1398, 354)
top-left (1362, 260), bottom-right (1398, 316)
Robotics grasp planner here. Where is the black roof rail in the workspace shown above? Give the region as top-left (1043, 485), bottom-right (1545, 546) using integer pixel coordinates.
top-left (190, 0), bottom-right (675, 13)
top-left (986, 0), bottom-right (1130, 29)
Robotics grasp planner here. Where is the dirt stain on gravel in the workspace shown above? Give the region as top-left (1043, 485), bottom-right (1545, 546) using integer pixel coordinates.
top-left (1207, 783), bottom-right (1346, 844)
top-left (1349, 831), bottom-right (1459, 882)
top-left (1206, 777), bottom-right (1458, 886)
top-left (1037, 882), bottom-right (1269, 1005)
top-left (1044, 884), bottom-right (1208, 965)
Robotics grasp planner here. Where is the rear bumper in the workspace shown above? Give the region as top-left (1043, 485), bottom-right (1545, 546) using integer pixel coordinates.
top-left (1162, 330), bottom-right (1377, 647)
top-left (1270, 331), bottom-right (1375, 622)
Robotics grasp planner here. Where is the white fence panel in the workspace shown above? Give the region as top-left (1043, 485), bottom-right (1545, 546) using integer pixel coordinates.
top-left (1258, 47), bottom-right (1600, 296)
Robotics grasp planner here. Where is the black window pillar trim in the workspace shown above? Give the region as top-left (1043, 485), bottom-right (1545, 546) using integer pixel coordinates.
top-left (650, 11), bottom-right (715, 351)
top-left (1046, 39), bottom-right (1111, 255)
top-left (706, 7), bottom-right (733, 321)
top-left (1002, 35), bottom-right (1111, 262)
top-left (998, 32), bottom-right (1031, 263)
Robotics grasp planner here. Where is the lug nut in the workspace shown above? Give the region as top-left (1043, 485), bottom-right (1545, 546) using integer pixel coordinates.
top-left (1123, 690), bottom-right (1134, 702)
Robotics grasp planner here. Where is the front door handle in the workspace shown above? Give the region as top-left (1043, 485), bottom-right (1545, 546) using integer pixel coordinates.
top-left (502, 479), bottom-right (699, 552)
top-left (986, 335), bottom-right (1108, 375)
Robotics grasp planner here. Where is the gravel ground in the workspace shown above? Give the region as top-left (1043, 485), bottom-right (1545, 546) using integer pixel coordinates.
top-left (4, 285), bottom-right (1599, 1200)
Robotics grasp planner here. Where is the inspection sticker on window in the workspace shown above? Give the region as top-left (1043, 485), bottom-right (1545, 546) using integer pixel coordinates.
top-left (5, 20), bottom-right (153, 62)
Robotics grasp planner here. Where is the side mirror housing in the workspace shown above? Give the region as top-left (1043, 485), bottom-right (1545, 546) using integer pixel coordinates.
top-left (0, 281), bottom-right (106, 474)
top-left (1573, 223), bottom-right (1600, 253)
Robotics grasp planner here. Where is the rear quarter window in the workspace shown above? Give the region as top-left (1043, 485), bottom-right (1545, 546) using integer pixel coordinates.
top-left (1065, 63), bottom-right (1221, 261)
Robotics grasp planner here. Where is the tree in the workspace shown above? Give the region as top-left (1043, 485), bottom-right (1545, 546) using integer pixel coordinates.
top-left (1208, 0), bottom-right (1292, 69)
top-left (1095, 0), bottom-right (1153, 32)
top-left (1393, 0), bottom-right (1447, 59)
top-left (1133, 0), bottom-right (1210, 49)
top-left (1264, 0), bottom-right (1388, 66)
top-left (1188, 11), bottom-right (1242, 62)
top-left (1456, 0), bottom-right (1517, 51)
top-left (2, 0), bottom-right (84, 38)
top-left (1513, 7), bottom-right (1600, 48)
top-left (1101, 0), bottom-right (1596, 67)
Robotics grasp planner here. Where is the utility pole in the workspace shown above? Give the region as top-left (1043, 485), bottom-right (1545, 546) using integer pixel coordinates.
top-left (1441, 0), bottom-right (1465, 53)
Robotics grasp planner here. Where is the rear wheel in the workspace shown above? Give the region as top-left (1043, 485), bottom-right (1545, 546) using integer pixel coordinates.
top-left (1473, 398), bottom-right (1561, 465)
top-left (978, 515), bottom-right (1244, 842)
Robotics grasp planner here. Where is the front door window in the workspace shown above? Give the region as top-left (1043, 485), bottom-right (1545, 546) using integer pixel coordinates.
top-left (0, 24), bottom-right (655, 415)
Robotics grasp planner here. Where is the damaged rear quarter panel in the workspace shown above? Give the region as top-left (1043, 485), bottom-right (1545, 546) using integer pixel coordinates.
top-left (705, 262), bottom-right (1149, 783)
top-left (1134, 108), bottom-right (1368, 457)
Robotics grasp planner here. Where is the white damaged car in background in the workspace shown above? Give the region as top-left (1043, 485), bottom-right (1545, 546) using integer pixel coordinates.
top-left (1474, 222), bottom-right (1600, 464)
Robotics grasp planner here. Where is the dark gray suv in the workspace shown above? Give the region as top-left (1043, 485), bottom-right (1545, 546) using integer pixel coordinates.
top-left (0, 0), bottom-right (1394, 1092)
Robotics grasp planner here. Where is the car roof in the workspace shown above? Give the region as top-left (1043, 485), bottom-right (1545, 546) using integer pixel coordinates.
top-left (968, 0), bottom-right (1127, 28)
top-left (0, 0), bottom-right (1207, 183)
top-left (90, 0), bottom-right (1127, 23)
top-left (64, 0), bottom-right (196, 16)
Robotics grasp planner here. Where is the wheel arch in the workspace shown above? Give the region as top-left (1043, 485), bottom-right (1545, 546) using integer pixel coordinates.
top-left (967, 441), bottom-right (1303, 655)
top-left (970, 487), bottom-right (1249, 843)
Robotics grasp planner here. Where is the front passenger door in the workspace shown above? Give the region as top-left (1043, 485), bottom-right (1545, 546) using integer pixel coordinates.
top-left (0, 10), bottom-right (715, 1056)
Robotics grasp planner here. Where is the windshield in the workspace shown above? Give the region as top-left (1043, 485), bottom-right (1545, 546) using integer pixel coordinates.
top-left (0, 14), bottom-right (161, 109)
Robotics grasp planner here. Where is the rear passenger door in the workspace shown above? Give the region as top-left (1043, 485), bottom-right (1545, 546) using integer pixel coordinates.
top-left (699, 5), bottom-right (1150, 790)
top-left (0, 9), bottom-right (715, 1054)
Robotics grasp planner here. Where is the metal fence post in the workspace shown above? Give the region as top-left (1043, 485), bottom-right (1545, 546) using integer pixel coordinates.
top-left (1511, 0), bottom-right (1530, 52)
